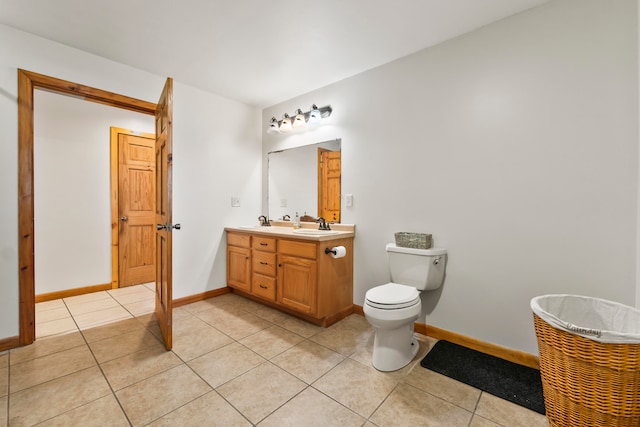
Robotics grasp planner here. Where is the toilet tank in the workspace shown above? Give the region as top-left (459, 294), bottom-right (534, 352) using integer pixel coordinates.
top-left (386, 243), bottom-right (447, 291)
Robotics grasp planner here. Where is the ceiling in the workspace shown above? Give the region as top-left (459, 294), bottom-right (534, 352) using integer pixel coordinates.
top-left (0, 0), bottom-right (549, 108)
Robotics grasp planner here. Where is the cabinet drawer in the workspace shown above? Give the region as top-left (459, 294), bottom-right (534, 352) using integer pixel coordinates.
top-left (252, 236), bottom-right (276, 252)
top-left (252, 273), bottom-right (276, 301)
top-left (253, 251), bottom-right (276, 276)
top-left (227, 232), bottom-right (250, 248)
top-left (278, 239), bottom-right (317, 259)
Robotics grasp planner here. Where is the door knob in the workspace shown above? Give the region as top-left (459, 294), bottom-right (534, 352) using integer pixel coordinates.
top-left (120, 216), bottom-right (128, 221)
top-left (156, 224), bottom-right (166, 230)
top-left (172, 224), bottom-right (181, 230)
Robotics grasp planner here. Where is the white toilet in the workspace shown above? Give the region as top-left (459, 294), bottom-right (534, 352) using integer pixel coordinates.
top-left (364, 243), bottom-right (447, 371)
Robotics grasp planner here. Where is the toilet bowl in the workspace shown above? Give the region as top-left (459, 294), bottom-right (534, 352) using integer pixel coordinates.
top-left (364, 283), bottom-right (421, 371)
top-left (364, 244), bottom-right (447, 371)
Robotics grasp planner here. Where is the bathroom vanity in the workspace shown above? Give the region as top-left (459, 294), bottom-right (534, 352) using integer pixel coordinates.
top-left (225, 222), bottom-right (355, 327)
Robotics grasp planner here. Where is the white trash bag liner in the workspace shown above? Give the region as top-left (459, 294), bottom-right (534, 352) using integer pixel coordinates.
top-left (531, 294), bottom-right (640, 344)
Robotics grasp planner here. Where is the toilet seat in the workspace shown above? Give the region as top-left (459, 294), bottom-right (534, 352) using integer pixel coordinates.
top-left (365, 283), bottom-right (420, 310)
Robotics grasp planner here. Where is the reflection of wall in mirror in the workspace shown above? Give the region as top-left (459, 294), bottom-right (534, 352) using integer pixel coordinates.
top-left (269, 140), bottom-right (340, 221)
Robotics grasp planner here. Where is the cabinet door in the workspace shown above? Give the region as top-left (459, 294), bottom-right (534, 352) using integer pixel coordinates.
top-left (227, 245), bottom-right (251, 292)
top-left (277, 255), bottom-right (317, 315)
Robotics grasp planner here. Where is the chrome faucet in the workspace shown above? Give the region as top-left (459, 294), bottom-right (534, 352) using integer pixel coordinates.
top-left (316, 217), bottom-right (331, 230)
top-left (258, 215), bottom-right (271, 226)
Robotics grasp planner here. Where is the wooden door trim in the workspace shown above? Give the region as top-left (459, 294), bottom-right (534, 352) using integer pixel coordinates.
top-left (109, 127), bottom-right (156, 290)
top-left (17, 69), bottom-right (156, 346)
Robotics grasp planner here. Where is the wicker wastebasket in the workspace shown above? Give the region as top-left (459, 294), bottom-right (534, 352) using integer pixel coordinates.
top-left (531, 295), bottom-right (640, 427)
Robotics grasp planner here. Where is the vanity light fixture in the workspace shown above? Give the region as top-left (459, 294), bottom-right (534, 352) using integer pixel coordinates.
top-left (266, 104), bottom-right (332, 135)
top-left (279, 113), bottom-right (293, 132)
top-left (267, 117), bottom-right (280, 134)
top-left (293, 109), bottom-right (306, 128)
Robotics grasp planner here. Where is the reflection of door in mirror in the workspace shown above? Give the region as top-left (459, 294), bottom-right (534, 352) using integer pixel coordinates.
top-left (318, 148), bottom-right (341, 222)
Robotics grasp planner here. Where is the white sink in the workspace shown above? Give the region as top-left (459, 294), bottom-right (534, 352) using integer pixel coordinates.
top-left (292, 229), bottom-right (340, 235)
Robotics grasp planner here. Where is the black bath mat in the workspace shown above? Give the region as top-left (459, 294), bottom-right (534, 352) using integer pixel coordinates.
top-left (420, 340), bottom-right (545, 415)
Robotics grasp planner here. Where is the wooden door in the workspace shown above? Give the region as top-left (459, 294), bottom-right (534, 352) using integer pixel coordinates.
top-left (318, 149), bottom-right (341, 222)
top-left (155, 78), bottom-right (173, 350)
top-left (118, 131), bottom-right (156, 287)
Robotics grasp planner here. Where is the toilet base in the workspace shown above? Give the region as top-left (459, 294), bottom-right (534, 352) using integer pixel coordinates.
top-left (371, 322), bottom-right (420, 371)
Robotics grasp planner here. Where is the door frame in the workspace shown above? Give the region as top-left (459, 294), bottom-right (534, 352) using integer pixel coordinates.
top-left (110, 127), bottom-right (157, 289)
top-left (17, 69), bottom-right (157, 346)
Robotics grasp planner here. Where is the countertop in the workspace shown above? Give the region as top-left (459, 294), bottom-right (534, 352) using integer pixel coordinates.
top-left (225, 221), bottom-right (355, 241)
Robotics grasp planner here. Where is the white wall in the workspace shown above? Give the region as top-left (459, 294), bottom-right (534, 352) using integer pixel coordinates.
top-left (0, 24), bottom-right (261, 340)
top-left (263, 0), bottom-right (639, 354)
top-left (34, 90), bottom-right (155, 294)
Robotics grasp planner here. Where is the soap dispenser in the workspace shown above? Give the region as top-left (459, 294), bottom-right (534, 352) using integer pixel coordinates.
top-left (293, 212), bottom-right (301, 229)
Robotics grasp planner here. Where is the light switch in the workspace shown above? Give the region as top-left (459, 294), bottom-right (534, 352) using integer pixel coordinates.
top-left (231, 196), bottom-right (241, 207)
top-left (345, 194), bottom-right (353, 207)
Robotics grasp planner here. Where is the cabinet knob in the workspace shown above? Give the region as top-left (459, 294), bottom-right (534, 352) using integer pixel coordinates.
top-left (278, 264), bottom-right (282, 267)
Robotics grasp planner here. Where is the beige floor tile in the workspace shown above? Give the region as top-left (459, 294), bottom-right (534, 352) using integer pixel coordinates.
top-left (36, 394), bottom-right (130, 427)
top-left (475, 392), bottom-right (549, 427)
top-left (309, 317), bottom-right (374, 356)
top-left (470, 414), bottom-right (503, 427)
top-left (183, 298), bottom-right (225, 314)
top-left (370, 382), bottom-right (474, 426)
top-left (252, 304), bottom-right (295, 324)
top-left (9, 366), bottom-right (111, 426)
top-left (88, 327), bottom-right (163, 363)
top-left (278, 316), bottom-right (322, 338)
top-left (188, 342), bottom-right (264, 388)
top-left (36, 306), bottom-right (71, 323)
top-left (402, 362), bottom-right (481, 411)
top-left (191, 303), bottom-right (248, 325)
top-left (147, 390), bottom-right (251, 427)
top-left (204, 311), bottom-right (272, 340)
top-left (115, 364), bottom-right (211, 427)
top-left (36, 317), bottom-right (78, 338)
top-left (81, 317), bottom-right (147, 343)
top-left (217, 362), bottom-right (306, 424)
top-left (0, 396), bottom-right (7, 427)
top-left (172, 324), bottom-right (233, 361)
top-left (63, 291), bottom-right (112, 305)
top-left (100, 345), bottom-right (183, 390)
top-left (66, 297), bottom-right (120, 316)
top-left (108, 287), bottom-right (154, 305)
top-left (108, 284), bottom-right (150, 296)
top-left (75, 305), bottom-right (133, 329)
top-left (313, 358), bottom-right (398, 418)
top-left (143, 282), bottom-right (156, 291)
top-left (124, 298), bottom-right (156, 316)
top-left (259, 386), bottom-right (365, 427)
top-left (172, 311), bottom-right (211, 335)
top-left (239, 325), bottom-right (304, 359)
top-left (0, 367), bottom-right (7, 398)
top-left (271, 340), bottom-right (345, 384)
top-left (0, 352), bottom-right (7, 367)
top-left (10, 344), bottom-right (96, 392)
top-left (9, 331), bottom-right (85, 365)
top-left (35, 299), bottom-right (65, 312)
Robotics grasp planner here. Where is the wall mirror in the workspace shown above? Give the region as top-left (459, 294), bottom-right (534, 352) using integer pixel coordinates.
top-left (268, 139), bottom-right (341, 223)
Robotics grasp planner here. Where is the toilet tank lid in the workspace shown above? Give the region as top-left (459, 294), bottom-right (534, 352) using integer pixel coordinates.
top-left (386, 243), bottom-right (447, 256)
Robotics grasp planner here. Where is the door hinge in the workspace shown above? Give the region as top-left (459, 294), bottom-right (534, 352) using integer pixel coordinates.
top-left (168, 153), bottom-right (173, 162)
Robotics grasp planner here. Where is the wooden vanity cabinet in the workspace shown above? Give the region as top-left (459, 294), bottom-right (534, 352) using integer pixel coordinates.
top-left (278, 240), bottom-right (318, 315)
top-left (226, 230), bottom-right (354, 327)
top-left (251, 236), bottom-right (277, 301)
top-left (226, 233), bottom-right (251, 292)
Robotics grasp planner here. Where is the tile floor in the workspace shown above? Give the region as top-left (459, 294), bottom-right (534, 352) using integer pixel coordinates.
top-left (1, 284), bottom-right (549, 426)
